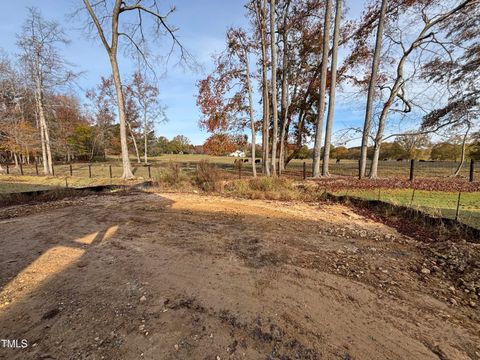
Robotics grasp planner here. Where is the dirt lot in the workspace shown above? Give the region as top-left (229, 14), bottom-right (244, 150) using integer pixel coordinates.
top-left (0, 191), bottom-right (479, 360)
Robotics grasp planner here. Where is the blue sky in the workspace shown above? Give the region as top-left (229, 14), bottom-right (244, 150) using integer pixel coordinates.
top-left (0, 0), bottom-right (369, 146)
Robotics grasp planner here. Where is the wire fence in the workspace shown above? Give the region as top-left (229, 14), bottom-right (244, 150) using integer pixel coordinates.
top-left (1, 159), bottom-right (479, 229)
top-left (330, 187), bottom-right (480, 230)
top-left (0, 158), bottom-right (478, 181)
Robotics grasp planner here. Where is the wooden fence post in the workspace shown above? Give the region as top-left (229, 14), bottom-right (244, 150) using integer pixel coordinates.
top-left (69, 163), bottom-right (73, 176)
top-left (6, 164), bottom-right (9, 174)
top-left (147, 165), bottom-right (151, 179)
top-left (35, 161), bottom-right (39, 175)
top-left (470, 159), bottom-right (475, 182)
top-left (109, 165), bottom-right (112, 179)
top-left (88, 164), bottom-right (92, 178)
top-left (410, 188), bottom-right (416, 207)
top-left (303, 162), bottom-right (306, 180)
top-left (455, 191), bottom-right (462, 221)
top-left (19, 162), bottom-right (24, 176)
top-left (409, 159), bottom-right (415, 181)
top-left (239, 161), bottom-right (242, 179)
top-left (52, 164), bottom-right (55, 176)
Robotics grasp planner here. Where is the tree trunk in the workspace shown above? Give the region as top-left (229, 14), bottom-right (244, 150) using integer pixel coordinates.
top-left (322, 0), bottom-right (342, 176)
top-left (38, 94), bottom-right (53, 175)
top-left (245, 51), bottom-right (257, 178)
top-left (110, 54), bottom-right (134, 179)
top-left (44, 120), bottom-right (54, 174)
top-left (35, 74), bottom-right (51, 175)
top-left (128, 120), bottom-right (141, 164)
top-left (84, 0), bottom-right (134, 179)
top-left (359, 0), bottom-right (388, 179)
top-left (454, 125), bottom-right (470, 176)
top-left (258, 0), bottom-right (271, 176)
top-left (278, 1), bottom-right (291, 174)
top-left (369, 112), bottom-right (386, 178)
top-left (312, 0), bottom-right (332, 178)
top-left (143, 103), bottom-right (148, 164)
top-left (270, 0), bottom-right (278, 176)
top-left (255, 0), bottom-right (270, 176)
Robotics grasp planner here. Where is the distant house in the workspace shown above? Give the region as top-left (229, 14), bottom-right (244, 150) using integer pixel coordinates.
top-left (229, 150), bottom-right (246, 157)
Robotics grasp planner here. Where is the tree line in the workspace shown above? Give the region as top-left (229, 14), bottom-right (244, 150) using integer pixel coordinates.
top-left (0, 1), bottom-right (190, 178)
top-left (197, 0), bottom-right (479, 178)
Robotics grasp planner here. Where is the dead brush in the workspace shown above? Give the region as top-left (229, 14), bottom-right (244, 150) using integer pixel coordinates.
top-left (159, 161), bottom-right (183, 186)
top-left (194, 160), bottom-right (222, 192)
top-left (225, 177), bottom-right (306, 201)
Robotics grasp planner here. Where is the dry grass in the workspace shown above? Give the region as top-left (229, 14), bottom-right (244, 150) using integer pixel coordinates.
top-left (0, 174), bottom-right (141, 194)
top-left (224, 177), bottom-right (319, 201)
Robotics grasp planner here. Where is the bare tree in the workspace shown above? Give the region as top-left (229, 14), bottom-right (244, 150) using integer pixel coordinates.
top-left (270, 0), bottom-right (279, 176)
top-left (358, 0), bottom-right (388, 179)
top-left (129, 72), bottom-right (163, 165)
top-left (17, 8), bottom-right (75, 175)
top-left (312, 0), bottom-right (332, 178)
top-left (80, 0), bottom-right (189, 179)
top-left (278, 0), bottom-right (291, 174)
top-left (227, 29), bottom-right (258, 177)
top-left (369, 0), bottom-right (472, 179)
top-left (254, 0), bottom-right (271, 176)
top-left (322, 0), bottom-right (343, 176)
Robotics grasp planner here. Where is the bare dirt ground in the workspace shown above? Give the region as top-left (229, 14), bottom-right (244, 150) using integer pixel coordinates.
top-left (0, 191), bottom-right (479, 360)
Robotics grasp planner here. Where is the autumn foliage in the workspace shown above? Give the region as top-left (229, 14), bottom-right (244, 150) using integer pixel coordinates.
top-left (203, 133), bottom-right (238, 156)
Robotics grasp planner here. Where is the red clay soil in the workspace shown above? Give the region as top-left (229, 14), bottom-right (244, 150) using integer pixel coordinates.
top-left (0, 192), bottom-right (479, 359)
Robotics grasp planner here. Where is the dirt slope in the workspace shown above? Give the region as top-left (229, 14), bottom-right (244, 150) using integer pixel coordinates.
top-left (0, 192), bottom-right (479, 360)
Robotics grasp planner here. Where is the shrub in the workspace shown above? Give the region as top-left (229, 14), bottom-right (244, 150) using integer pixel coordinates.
top-left (225, 177), bottom-right (301, 200)
top-left (194, 160), bottom-right (221, 192)
top-left (158, 161), bottom-right (186, 187)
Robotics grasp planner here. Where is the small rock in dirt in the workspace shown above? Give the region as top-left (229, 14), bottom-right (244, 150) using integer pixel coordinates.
top-left (421, 268), bottom-right (430, 275)
top-left (469, 301), bottom-right (476, 307)
top-left (139, 324), bottom-right (145, 331)
top-left (139, 295), bottom-right (147, 302)
top-left (174, 344), bottom-right (179, 351)
top-left (41, 308), bottom-right (60, 320)
top-left (450, 298), bottom-right (458, 306)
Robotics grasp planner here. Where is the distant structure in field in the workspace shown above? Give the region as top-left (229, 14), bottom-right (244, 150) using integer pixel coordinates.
top-left (229, 150), bottom-right (246, 157)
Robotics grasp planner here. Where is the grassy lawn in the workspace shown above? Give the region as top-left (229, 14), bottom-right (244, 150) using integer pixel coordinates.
top-left (331, 188), bottom-right (480, 229)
